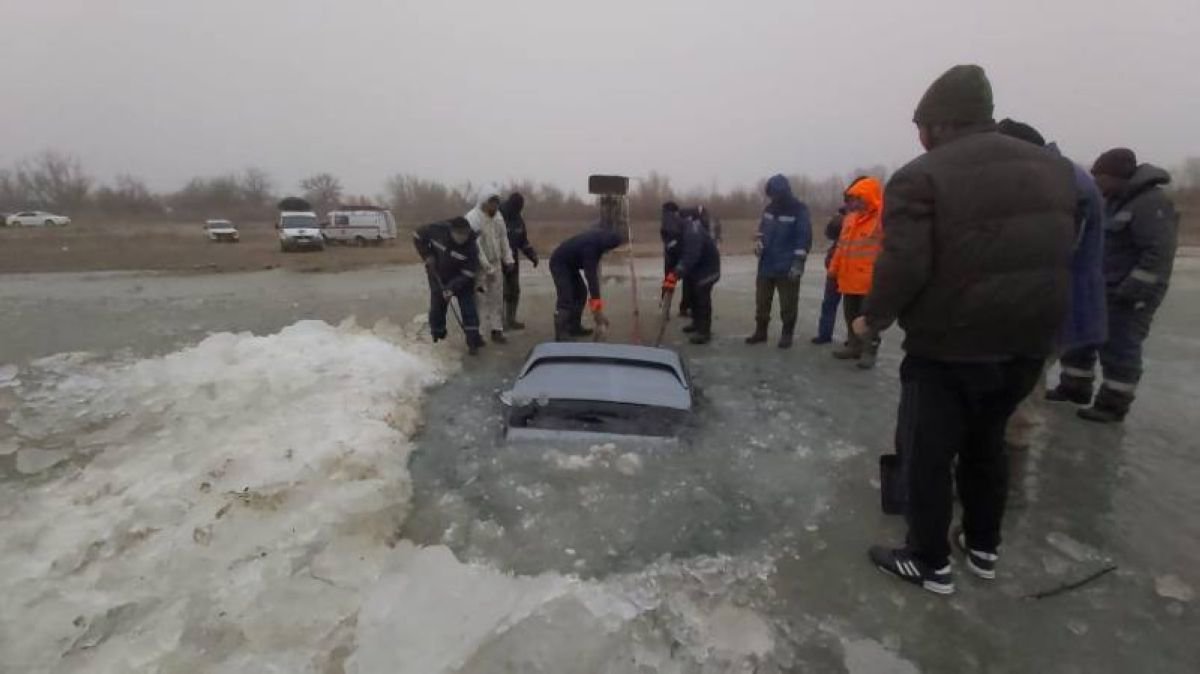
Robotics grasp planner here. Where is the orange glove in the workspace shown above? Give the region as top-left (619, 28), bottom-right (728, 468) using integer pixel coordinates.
top-left (662, 272), bottom-right (679, 292)
top-left (588, 298), bottom-right (604, 313)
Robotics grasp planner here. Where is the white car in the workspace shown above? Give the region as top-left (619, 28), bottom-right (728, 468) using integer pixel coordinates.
top-left (204, 219), bottom-right (239, 243)
top-left (277, 211), bottom-right (325, 252)
top-left (6, 211), bottom-right (71, 227)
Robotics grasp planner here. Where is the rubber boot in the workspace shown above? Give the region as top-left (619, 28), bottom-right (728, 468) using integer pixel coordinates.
top-left (689, 332), bottom-right (712, 345)
top-left (1078, 386), bottom-right (1133, 424)
top-left (857, 338), bottom-right (880, 369)
top-left (504, 303), bottom-right (525, 331)
top-left (833, 344), bottom-right (863, 360)
top-left (1046, 374), bottom-right (1093, 405)
top-left (777, 323), bottom-right (795, 349)
top-left (745, 321), bottom-right (769, 345)
top-left (466, 332), bottom-right (484, 356)
top-left (490, 330), bottom-right (508, 345)
top-left (554, 314), bottom-right (573, 342)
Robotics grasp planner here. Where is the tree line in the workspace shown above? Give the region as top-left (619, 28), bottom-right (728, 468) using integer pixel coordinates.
top-left (2, 150), bottom-right (1197, 227)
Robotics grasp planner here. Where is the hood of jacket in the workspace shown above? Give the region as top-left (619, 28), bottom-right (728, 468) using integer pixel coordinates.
top-left (1123, 164), bottom-right (1172, 199)
top-left (474, 184), bottom-right (502, 208)
top-left (502, 192), bottom-right (525, 217)
top-left (844, 177), bottom-right (883, 215)
top-left (765, 174), bottom-right (794, 205)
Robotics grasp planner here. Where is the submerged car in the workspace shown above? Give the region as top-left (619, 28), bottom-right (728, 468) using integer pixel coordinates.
top-left (501, 342), bottom-right (694, 443)
top-left (204, 219), bottom-right (239, 242)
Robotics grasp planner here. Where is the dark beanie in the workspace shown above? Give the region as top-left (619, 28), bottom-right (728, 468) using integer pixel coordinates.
top-left (1092, 148), bottom-right (1138, 179)
top-left (913, 65), bottom-right (995, 126)
top-left (997, 118), bottom-right (1046, 147)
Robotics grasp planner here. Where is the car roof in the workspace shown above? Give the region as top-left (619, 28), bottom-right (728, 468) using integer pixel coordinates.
top-left (279, 211), bottom-right (317, 217)
top-left (512, 342), bottom-right (692, 411)
top-left (205, 219), bottom-right (233, 224)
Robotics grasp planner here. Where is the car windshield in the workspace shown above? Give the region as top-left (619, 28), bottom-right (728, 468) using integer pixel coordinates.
top-left (281, 215), bottom-right (317, 229)
top-left (507, 399), bottom-right (687, 438)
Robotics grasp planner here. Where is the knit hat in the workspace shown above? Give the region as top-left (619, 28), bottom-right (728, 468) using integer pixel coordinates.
top-left (997, 118), bottom-right (1046, 147)
top-left (913, 65), bottom-right (995, 126)
top-left (1092, 148), bottom-right (1138, 179)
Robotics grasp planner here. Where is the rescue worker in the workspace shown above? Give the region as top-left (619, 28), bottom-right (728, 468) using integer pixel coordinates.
top-left (745, 175), bottom-right (812, 349)
top-left (856, 65), bottom-right (1077, 594)
top-left (499, 192), bottom-right (539, 331)
top-left (663, 208), bottom-right (721, 344)
top-left (996, 119), bottom-right (1107, 448)
top-left (549, 227), bottom-right (623, 341)
top-left (812, 206), bottom-right (845, 345)
top-left (412, 217), bottom-right (485, 355)
top-left (465, 185), bottom-right (514, 344)
top-left (1047, 148), bottom-right (1179, 423)
top-left (677, 206), bottom-right (711, 318)
top-left (829, 176), bottom-right (884, 369)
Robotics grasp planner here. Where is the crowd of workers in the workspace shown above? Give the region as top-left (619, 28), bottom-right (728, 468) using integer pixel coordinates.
top-left (413, 63), bottom-right (1180, 596)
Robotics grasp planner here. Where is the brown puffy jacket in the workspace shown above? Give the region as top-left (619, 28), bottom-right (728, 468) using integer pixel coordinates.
top-left (863, 127), bottom-right (1077, 360)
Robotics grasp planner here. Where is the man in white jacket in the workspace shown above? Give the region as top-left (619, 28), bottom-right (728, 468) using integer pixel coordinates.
top-left (466, 185), bottom-right (514, 344)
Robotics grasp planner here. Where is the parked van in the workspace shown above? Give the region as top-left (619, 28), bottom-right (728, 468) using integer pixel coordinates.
top-left (323, 208), bottom-right (397, 246)
top-left (278, 211), bottom-right (325, 252)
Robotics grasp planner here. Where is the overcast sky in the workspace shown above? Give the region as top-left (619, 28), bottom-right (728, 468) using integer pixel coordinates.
top-left (2, 0), bottom-right (1197, 197)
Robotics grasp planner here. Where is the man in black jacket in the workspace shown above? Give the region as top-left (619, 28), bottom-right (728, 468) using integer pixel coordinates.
top-left (855, 65), bottom-right (1077, 594)
top-left (549, 227), bottom-right (623, 341)
top-left (413, 217), bottom-right (485, 354)
top-left (1048, 149), bottom-right (1179, 423)
top-left (499, 192), bottom-right (539, 331)
top-left (663, 209), bottom-right (721, 344)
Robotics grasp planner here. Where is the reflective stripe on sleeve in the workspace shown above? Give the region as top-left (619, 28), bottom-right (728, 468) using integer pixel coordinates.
top-left (1129, 268), bottom-right (1159, 284)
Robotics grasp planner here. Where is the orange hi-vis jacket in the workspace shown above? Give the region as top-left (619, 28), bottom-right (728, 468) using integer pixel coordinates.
top-left (829, 177), bottom-right (884, 296)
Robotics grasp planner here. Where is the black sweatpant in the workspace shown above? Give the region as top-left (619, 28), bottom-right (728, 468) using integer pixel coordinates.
top-left (503, 263), bottom-right (521, 317)
top-left (842, 294), bottom-right (865, 347)
top-left (687, 273), bottom-right (720, 335)
top-left (896, 355), bottom-right (1043, 567)
top-left (550, 261), bottom-right (587, 334)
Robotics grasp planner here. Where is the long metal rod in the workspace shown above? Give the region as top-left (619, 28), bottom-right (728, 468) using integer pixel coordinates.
top-left (623, 198), bottom-right (642, 344)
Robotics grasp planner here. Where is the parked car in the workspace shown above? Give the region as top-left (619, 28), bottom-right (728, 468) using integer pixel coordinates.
top-left (204, 219), bottom-right (239, 243)
top-left (277, 211), bottom-right (325, 252)
top-left (501, 342), bottom-right (694, 444)
top-left (322, 208), bottom-right (397, 246)
top-left (6, 211), bottom-right (71, 227)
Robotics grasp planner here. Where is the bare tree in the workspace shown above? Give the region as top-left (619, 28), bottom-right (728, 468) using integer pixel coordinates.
top-left (629, 171), bottom-right (675, 220)
top-left (93, 174), bottom-right (163, 220)
top-left (239, 167), bottom-right (274, 214)
top-left (300, 173), bottom-right (344, 215)
top-left (14, 151), bottom-right (92, 212)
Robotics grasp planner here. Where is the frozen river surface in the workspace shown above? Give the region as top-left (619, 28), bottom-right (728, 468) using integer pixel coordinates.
top-left (1, 257), bottom-right (1197, 673)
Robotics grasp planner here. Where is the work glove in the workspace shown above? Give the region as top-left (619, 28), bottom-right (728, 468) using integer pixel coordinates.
top-left (787, 256), bottom-right (807, 281)
top-left (503, 263), bottom-right (516, 275)
top-left (529, 252), bottom-right (540, 268)
top-left (422, 256), bottom-right (436, 271)
top-left (754, 239), bottom-right (764, 258)
top-left (662, 271), bottom-right (679, 293)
